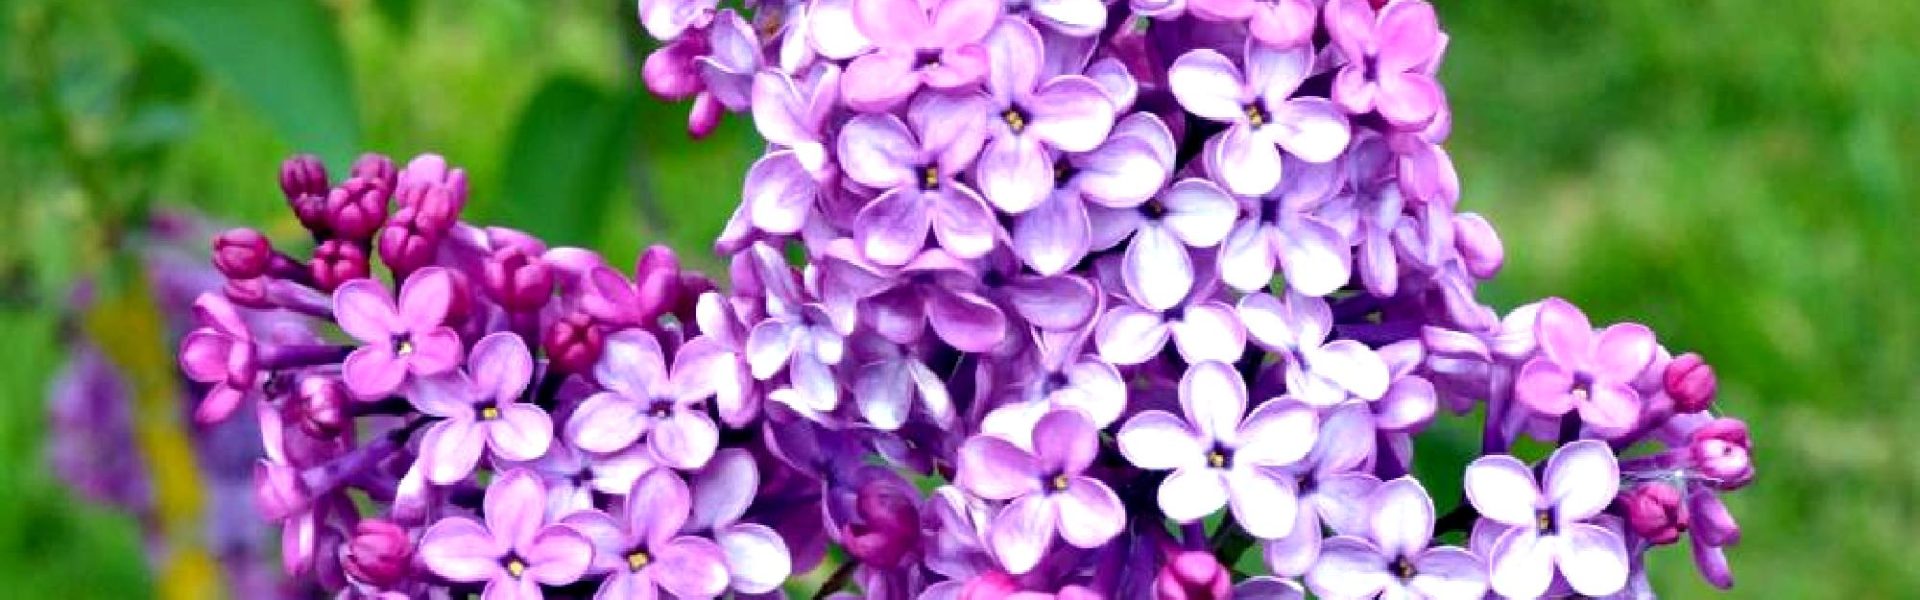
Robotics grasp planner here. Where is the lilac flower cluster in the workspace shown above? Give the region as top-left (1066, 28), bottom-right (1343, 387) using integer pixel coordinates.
top-left (183, 0), bottom-right (1755, 598)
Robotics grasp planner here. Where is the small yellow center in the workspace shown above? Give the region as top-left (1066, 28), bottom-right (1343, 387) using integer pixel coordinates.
top-left (1245, 104), bottom-right (1266, 127)
top-left (1050, 474), bottom-right (1070, 491)
top-left (1208, 451), bottom-right (1227, 469)
top-left (1537, 511), bottom-right (1553, 533)
top-left (1003, 108), bottom-right (1027, 133)
top-left (921, 165), bottom-right (941, 190)
top-left (397, 340), bottom-right (415, 355)
top-left (627, 551), bottom-right (651, 571)
top-left (506, 558), bottom-right (526, 578)
top-left (481, 406), bottom-right (500, 420)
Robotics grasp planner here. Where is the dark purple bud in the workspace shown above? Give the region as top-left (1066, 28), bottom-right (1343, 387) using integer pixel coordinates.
top-left (279, 154), bottom-right (330, 203)
top-left (1620, 482), bottom-right (1688, 545)
top-left (392, 181), bottom-right (461, 233)
top-left (310, 240), bottom-right (370, 293)
top-left (1154, 551), bottom-right (1233, 600)
top-left (325, 178), bottom-right (392, 242)
top-left (485, 246), bottom-right (554, 312)
top-left (441, 269), bottom-right (476, 328)
top-left (841, 479), bottom-right (922, 568)
top-left (1453, 212), bottom-right (1504, 279)
top-left (377, 205), bottom-right (443, 277)
top-left (1689, 418), bottom-right (1753, 490)
top-left (544, 311), bottom-right (603, 374)
top-left (350, 153), bottom-right (397, 195)
top-left (295, 376), bottom-right (349, 438)
top-left (213, 228), bottom-right (274, 280)
top-left (343, 519), bottom-right (412, 587)
top-left (1664, 352), bottom-right (1717, 413)
top-left (635, 244), bottom-right (684, 320)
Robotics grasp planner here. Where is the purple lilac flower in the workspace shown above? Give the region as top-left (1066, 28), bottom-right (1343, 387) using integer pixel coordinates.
top-left (1188, 0), bottom-right (1317, 48)
top-left (1218, 153), bottom-right (1352, 297)
top-left (418, 469), bottom-right (593, 599)
top-left (838, 93), bottom-right (999, 265)
top-left (1325, 0), bottom-right (1447, 129)
top-left (686, 448), bottom-right (795, 594)
top-left (842, 0), bottom-right (1000, 112)
top-left (179, 293), bottom-right (259, 422)
top-left (1169, 39), bottom-right (1351, 196)
top-left (334, 267), bottom-right (463, 399)
top-left (411, 332), bottom-right (552, 485)
top-left (1465, 440), bottom-right (1630, 598)
top-left (1240, 290), bottom-right (1389, 406)
top-left (1306, 477), bottom-right (1488, 599)
top-left (1516, 297), bottom-right (1658, 436)
top-left (744, 66), bottom-right (842, 235)
top-left (562, 469), bottom-right (731, 600)
top-left (1102, 177), bottom-right (1239, 311)
top-left (975, 18), bottom-right (1117, 214)
top-left (1012, 112), bottom-right (1175, 275)
top-left (567, 329), bottom-right (719, 469)
top-left (1117, 361), bottom-right (1318, 538)
top-left (957, 409), bottom-right (1123, 574)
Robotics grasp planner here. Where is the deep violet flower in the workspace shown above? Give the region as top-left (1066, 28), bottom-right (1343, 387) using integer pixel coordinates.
top-left (334, 267), bottom-right (463, 399)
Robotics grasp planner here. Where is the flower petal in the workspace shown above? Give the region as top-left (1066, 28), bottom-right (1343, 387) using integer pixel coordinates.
top-left (1308, 340), bottom-right (1390, 401)
top-left (1487, 529), bottom-right (1552, 600)
top-left (1158, 467), bottom-right (1229, 522)
top-left (1180, 361), bottom-right (1249, 444)
top-left (837, 113), bottom-right (918, 187)
top-left (856, 188), bottom-right (935, 266)
top-left (418, 517), bottom-right (505, 583)
top-left (597, 329), bottom-right (670, 401)
top-left (1234, 399), bottom-right (1318, 467)
top-left (988, 494), bottom-right (1059, 575)
top-left (1159, 178), bottom-right (1238, 247)
top-left (1368, 477), bottom-right (1436, 559)
top-left (1534, 298), bottom-right (1594, 368)
top-left (717, 524), bottom-right (792, 594)
top-left (1227, 466), bottom-right (1299, 539)
top-left (1167, 49), bottom-right (1247, 122)
top-left (976, 135), bottom-right (1053, 214)
top-left (1409, 547), bottom-right (1490, 600)
top-left (423, 419), bottom-right (487, 485)
top-left (1542, 440), bottom-right (1619, 522)
top-left (343, 346), bottom-right (405, 399)
top-left (744, 152), bottom-right (818, 234)
top-left (926, 288), bottom-right (1008, 352)
top-left (929, 184), bottom-right (1001, 260)
top-left (1557, 523), bottom-right (1630, 597)
top-left (654, 535), bottom-right (732, 598)
top-left (522, 525), bottom-right (592, 586)
top-left (1591, 322), bottom-right (1657, 383)
top-left (1276, 215), bottom-right (1351, 297)
top-left (650, 410), bottom-right (720, 470)
top-left (486, 404), bottom-right (554, 462)
top-left (1306, 536), bottom-right (1392, 599)
top-left (1214, 124), bottom-right (1285, 196)
top-left (1122, 224), bottom-right (1194, 311)
top-left (398, 267), bottom-right (454, 329)
top-left (332, 278), bottom-right (399, 343)
top-left (471, 332), bottom-right (533, 404)
top-left (567, 392), bottom-right (647, 453)
top-left (1462, 454), bottom-right (1540, 527)
top-left (1027, 76), bottom-right (1116, 153)
top-left (957, 435), bottom-right (1042, 500)
top-left (1055, 477), bottom-right (1124, 547)
top-left (485, 469), bottom-right (549, 552)
top-left (1014, 191), bottom-right (1094, 276)
top-left (1170, 302), bottom-right (1248, 364)
top-left (1117, 410), bottom-right (1207, 471)
top-left (1220, 221), bottom-right (1279, 292)
top-left (1514, 357), bottom-right (1576, 417)
top-left (1095, 303), bottom-right (1170, 366)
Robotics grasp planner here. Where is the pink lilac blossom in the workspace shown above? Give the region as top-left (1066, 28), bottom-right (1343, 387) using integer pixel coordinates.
top-left (180, 1), bottom-right (1760, 596)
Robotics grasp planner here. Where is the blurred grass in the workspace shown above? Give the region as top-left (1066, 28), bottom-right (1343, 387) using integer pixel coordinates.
top-left (0, 0), bottom-right (1915, 597)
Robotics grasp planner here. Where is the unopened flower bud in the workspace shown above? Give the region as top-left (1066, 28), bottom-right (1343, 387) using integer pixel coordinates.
top-left (842, 479), bottom-right (922, 568)
top-left (296, 376), bottom-right (349, 438)
top-left (1620, 482), bottom-right (1688, 545)
top-left (689, 93), bottom-right (723, 139)
top-left (325, 178), bottom-right (392, 242)
top-left (1155, 551), bottom-right (1233, 600)
top-left (1664, 352), bottom-right (1717, 413)
top-left (213, 228), bottom-right (274, 280)
top-left (644, 37), bottom-right (707, 100)
top-left (544, 311), bottom-right (604, 374)
top-left (350, 153), bottom-right (397, 195)
top-left (343, 519), bottom-right (412, 587)
top-left (311, 240), bottom-right (370, 293)
top-left (1689, 418), bottom-right (1753, 490)
top-left (1453, 212), bottom-right (1504, 279)
top-left (635, 244), bottom-right (684, 320)
top-left (280, 154), bottom-right (330, 203)
top-left (224, 277), bottom-right (274, 309)
top-left (377, 205), bottom-right (442, 277)
top-left (485, 246), bottom-right (554, 312)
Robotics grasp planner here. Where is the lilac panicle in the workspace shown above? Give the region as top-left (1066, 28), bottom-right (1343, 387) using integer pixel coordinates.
top-left (185, 1), bottom-right (1760, 596)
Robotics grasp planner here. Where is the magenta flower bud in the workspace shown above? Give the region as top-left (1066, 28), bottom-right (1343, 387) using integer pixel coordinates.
top-left (1154, 551), bottom-right (1233, 600)
top-left (392, 181), bottom-right (462, 233)
top-left (343, 519), bottom-right (412, 587)
top-left (543, 311), bottom-right (603, 374)
top-left (295, 375), bottom-right (349, 438)
top-left (377, 205), bottom-right (442, 277)
top-left (1453, 212), bottom-right (1504, 279)
top-left (1621, 482), bottom-right (1688, 545)
top-left (688, 93), bottom-right (723, 139)
top-left (1689, 418), bottom-right (1753, 490)
top-left (484, 246), bottom-right (554, 312)
top-left (253, 460), bottom-right (308, 521)
top-left (397, 153), bottom-right (449, 191)
top-left (643, 36), bottom-right (708, 101)
top-left (841, 479), bottom-right (922, 569)
top-left (223, 277), bottom-right (273, 309)
top-left (324, 178), bottom-right (392, 241)
top-left (672, 271), bottom-right (715, 327)
top-left (212, 228), bottom-right (274, 280)
top-left (279, 154), bottom-right (330, 203)
top-left (1664, 352), bottom-right (1718, 413)
top-left (349, 152), bottom-right (397, 194)
top-left (635, 244), bottom-right (684, 319)
top-left (310, 240), bottom-right (369, 293)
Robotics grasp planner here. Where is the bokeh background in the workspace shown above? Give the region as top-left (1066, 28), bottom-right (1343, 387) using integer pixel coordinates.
top-left (1, 0), bottom-right (1914, 597)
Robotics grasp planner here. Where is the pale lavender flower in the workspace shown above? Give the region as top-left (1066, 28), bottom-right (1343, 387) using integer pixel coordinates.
top-left (975, 18), bottom-right (1117, 213)
top-left (1094, 284), bottom-right (1246, 366)
top-left (1325, 0), bottom-right (1447, 128)
top-left (685, 449), bottom-right (795, 594)
top-left (1464, 440), bottom-right (1630, 598)
top-left (744, 66), bottom-right (842, 235)
top-left (1217, 154), bottom-right (1352, 296)
top-left (837, 93), bottom-right (999, 265)
top-left (1012, 112), bottom-right (1175, 275)
top-left (1187, 0), bottom-right (1317, 48)
top-left (1516, 297), bottom-right (1657, 435)
top-left (1116, 361), bottom-right (1318, 537)
top-left (417, 469), bottom-right (593, 599)
top-left (1306, 477), bottom-right (1488, 599)
top-left (678, 291), bottom-right (759, 426)
top-left (562, 470), bottom-right (732, 600)
top-left (639, 0), bottom-right (717, 41)
top-left (567, 329), bottom-right (720, 469)
top-left (1169, 39), bottom-right (1350, 196)
top-left (334, 268), bottom-right (463, 399)
top-left (412, 332), bottom-right (552, 485)
top-left (1240, 290), bottom-right (1389, 406)
top-left (1262, 405), bottom-right (1382, 576)
top-left (825, 244), bottom-right (1009, 353)
top-left (842, 0), bottom-right (1000, 111)
top-left (1097, 177), bottom-right (1238, 311)
top-left (696, 10), bottom-right (761, 111)
top-left (851, 333), bottom-right (956, 431)
top-left (956, 409), bottom-right (1123, 574)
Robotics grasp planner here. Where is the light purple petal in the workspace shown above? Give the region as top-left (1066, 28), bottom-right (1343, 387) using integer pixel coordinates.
top-left (1261, 504), bottom-right (1321, 576)
top-left (983, 18), bottom-right (1042, 105)
top-left (1014, 191), bottom-right (1094, 275)
top-left (1376, 0), bottom-right (1441, 72)
top-left (398, 267), bottom-right (454, 329)
top-left (837, 113), bottom-right (918, 187)
top-left (471, 332), bottom-right (533, 404)
top-left (744, 152), bottom-right (818, 234)
top-left (1306, 536), bottom-right (1392, 599)
top-left (856, 188), bottom-right (935, 266)
top-left (332, 279), bottom-right (400, 343)
top-left (1026, 77), bottom-right (1116, 152)
top-left (1368, 477), bottom-right (1435, 559)
top-left (1235, 576), bottom-right (1306, 600)
top-left (989, 494), bottom-right (1058, 575)
top-left (1214, 124), bottom-right (1285, 196)
top-left (1159, 467), bottom-right (1229, 523)
top-left (1170, 302), bottom-right (1248, 364)
top-left (486, 469), bottom-right (549, 552)
top-left (1180, 361), bottom-right (1248, 444)
top-left (745, 321), bottom-right (797, 380)
top-left (1409, 547), bottom-right (1490, 600)
top-left (1375, 71), bottom-right (1442, 129)
top-left (717, 523), bottom-right (792, 594)
top-left (568, 392), bottom-right (648, 453)
top-left (1000, 274), bottom-right (1098, 331)
top-left (653, 536), bottom-right (731, 598)
top-left (650, 410), bottom-right (719, 470)
top-left (1514, 357), bottom-right (1576, 417)
top-left (1167, 49), bottom-right (1247, 123)
top-left (854, 360), bottom-right (913, 431)
top-left (1534, 298), bottom-right (1594, 368)
top-left (1308, 340), bottom-right (1390, 401)
top-left (1376, 376), bottom-right (1438, 432)
top-left (926, 289), bottom-right (1008, 352)
top-left (1220, 221), bottom-right (1279, 292)
top-left (852, 0), bottom-right (930, 46)
top-left (976, 135), bottom-right (1053, 214)
top-left (422, 418), bottom-right (487, 485)
top-left (487, 404), bottom-right (554, 462)
top-left (1542, 440), bottom-right (1619, 522)
top-left (404, 327), bottom-right (464, 376)
top-left (1592, 323), bottom-right (1657, 382)
top-left (597, 329), bottom-right (670, 401)
top-left (1557, 523), bottom-right (1629, 597)
top-left (1117, 410), bottom-right (1206, 471)
top-left (1234, 399), bottom-right (1318, 467)
top-left (957, 435), bottom-right (1043, 500)
top-left (1463, 455), bottom-right (1540, 527)
top-left (1032, 409), bottom-right (1099, 475)
top-left (1271, 98), bottom-right (1351, 163)
top-left (522, 526), bottom-right (592, 586)
top-left (418, 517), bottom-right (505, 583)
top-left (1122, 224), bottom-right (1195, 311)
top-left (1246, 40), bottom-right (1312, 101)
top-left (1054, 477), bottom-right (1124, 547)
top-left (1095, 303), bottom-right (1170, 365)
top-left (343, 347), bottom-right (405, 399)
top-left (929, 0), bottom-right (1000, 46)
top-left (1276, 215), bottom-right (1352, 297)
top-left (929, 185), bottom-right (1000, 260)
top-left (1159, 178), bottom-right (1237, 247)
top-left (1074, 137), bottom-right (1169, 208)
top-left (1227, 467), bottom-right (1299, 539)
top-left (688, 448), bottom-right (758, 531)
top-left (1487, 529), bottom-right (1552, 600)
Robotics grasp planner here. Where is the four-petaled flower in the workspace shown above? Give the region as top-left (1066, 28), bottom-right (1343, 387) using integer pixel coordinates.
top-left (567, 329), bottom-right (720, 469)
top-left (1307, 476), bottom-right (1489, 599)
top-left (335, 267), bottom-right (463, 399)
top-left (562, 469), bottom-right (732, 600)
top-left (1325, 0), bottom-right (1447, 128)
top-left (957, 408), bottom-right (1124, 575)
top-left (1169, 39), bottom-right (1351, 196)
top-left (412, 332), bottom-right (553, 485)
top-left (418, 469), bottom-right (593, 600)
top-left (179, 293), bottom-right (257, 423)
top-left (1464, 440), bottom-right (1630, 598)
top-left (1516, 297), bottom-right (1657, 436)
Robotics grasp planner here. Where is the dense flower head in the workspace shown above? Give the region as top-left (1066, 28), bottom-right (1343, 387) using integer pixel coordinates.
top-left (185, 2), bottom-right (1759, 597)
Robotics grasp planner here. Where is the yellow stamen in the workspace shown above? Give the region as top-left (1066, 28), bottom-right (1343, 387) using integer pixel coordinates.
top-left (506, 558), bottom-right (526, 578)
top-left (481, 406), bottom-right (500, 420)
top-left (628, 551), bottom-right (651, 571)
top-left (1208, 451), bottom-right (1227, 469)
top-left (1050, 474), bottom-right (1070, 491)
top-left (1003, 109), bottom-right (1027, 133)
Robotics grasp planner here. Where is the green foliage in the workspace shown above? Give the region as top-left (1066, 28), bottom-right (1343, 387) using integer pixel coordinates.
top-left (492, 75), bottom-right (635, 247)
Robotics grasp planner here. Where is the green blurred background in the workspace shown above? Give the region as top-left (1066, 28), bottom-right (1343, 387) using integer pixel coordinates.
top-left (0, 0), bottom-right (1913, 597)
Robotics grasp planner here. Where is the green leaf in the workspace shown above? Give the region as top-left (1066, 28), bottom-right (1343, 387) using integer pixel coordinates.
top-left (143, 0), bottom-right (360, 165)
top-left (372, 0), bottom-right (417, 35)
top-left (491, 75), bottom-right (634, 246)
